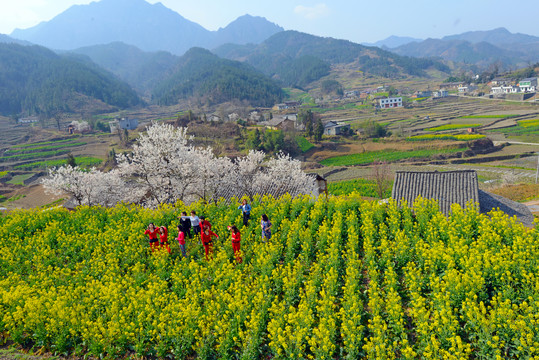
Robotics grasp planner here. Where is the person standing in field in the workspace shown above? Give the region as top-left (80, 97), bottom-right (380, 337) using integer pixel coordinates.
top-left (200, 226), bottom-right (218, 260)
top-left (261, 214), bottom-right (272, 242)
top-left (238, 199), bottom-right (251, 227)
top-left (200, 216), bottom-right (211, 231)
top-left (177, 225), bottom-right (186, 258)
top-left (228, 225), bottom-right (242, 263)
top-left (179, 211), bottom-right (192, 239)
top-left (158, 226), bottom-right (170, 253)
top-left (144, 223), bottom-right (159, 252)
top-left (180, 211), bottom-right (201, 236)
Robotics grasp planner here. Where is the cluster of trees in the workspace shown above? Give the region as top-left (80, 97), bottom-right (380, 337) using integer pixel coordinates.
top-left (360, 120), bottom-right (390, 138)
top-left (321, 80), bottom-right (343, 96)
top-left (43, 123), bottom-right (316, 208)
top-left (298, 109), bottom-right (324, 142)
top-left (152, 48), bottom-right (283, 107)
top-left (0, 43), bottom-right (141, 116)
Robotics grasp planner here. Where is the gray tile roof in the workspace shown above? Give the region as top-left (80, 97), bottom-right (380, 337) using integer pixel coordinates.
top-left (392, 170), bottom-right (479, 215)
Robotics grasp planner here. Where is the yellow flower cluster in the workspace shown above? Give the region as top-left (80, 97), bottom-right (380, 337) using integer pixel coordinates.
top-left (0, 195), bottom-right (538, 359)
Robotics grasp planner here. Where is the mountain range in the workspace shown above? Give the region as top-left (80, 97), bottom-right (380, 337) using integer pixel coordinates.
top-left (375, 28), bottom-right (539, 68)
top-left (10, 0), bottom-right (283, 55)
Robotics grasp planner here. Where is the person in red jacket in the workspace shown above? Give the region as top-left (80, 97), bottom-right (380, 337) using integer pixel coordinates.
top-left (159, 226), bottom-right (171, 253)
top-left (228, 225), bottom-right (242, 263)
top-left (144, 223), bottom-right (159, 252)
top-left (200, 216), bottom-right (211, 231)
top-left (200, 227), bottom-right (218, 260)
top-left (176, 225), bottom-right (186, 258)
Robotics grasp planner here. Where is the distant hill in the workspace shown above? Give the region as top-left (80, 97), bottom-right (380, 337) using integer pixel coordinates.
top-left (362, 35), bottom-right (423, 49)
top-left (442, 27), bottom-right (539, 45)
top-left (211, 15), bottom-right (284, 48)
top-left (389, 28), bottom-right (539, 69)
top-left (214, 30), bottom-right (450, 83)
top-left (71, 42), bottom-right (179, 94)
top-left (152, 48), bottom-right (283, 107)
top-left (392, 39), bottom-right (517, 67)
top-left (0, 43), bottom-right (140, 116)
top-left (10, 0), bottom-right (283, 55)
top-left (0, 34), bottom-right (32, 46)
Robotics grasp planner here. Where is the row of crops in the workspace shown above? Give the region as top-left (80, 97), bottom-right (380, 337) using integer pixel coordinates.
top-left (1, 194), bottom-right (538, 359)
top-left (0, 137), bottom-right (102, 170)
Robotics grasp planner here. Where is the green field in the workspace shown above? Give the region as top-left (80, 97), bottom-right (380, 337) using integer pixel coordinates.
top-left (427, 124), bottom-right (481, 132)
top-left (14, 157), bottom-right (103, 170)
top-left (6, 173), bottom-right (33, 185)
top-left (5, 142), bottom-right (87, 154)
top-left (320, 147), bottom-right (466, 167)
top-left (407, 134), bottom-right (485, 141)
top-left (296, 136), bottom-right (315, 152)
top-left (460, 115), bottom-right (516, 119)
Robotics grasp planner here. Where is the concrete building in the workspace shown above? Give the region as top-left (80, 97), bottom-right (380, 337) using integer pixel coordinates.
top-left (379, 97), bottom-right (403, 108)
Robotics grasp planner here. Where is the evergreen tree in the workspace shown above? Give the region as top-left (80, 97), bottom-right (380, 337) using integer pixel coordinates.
top-left (314, 119), bottom-right (324, 142)
top-left (66, 153), bottom-right (77, 167)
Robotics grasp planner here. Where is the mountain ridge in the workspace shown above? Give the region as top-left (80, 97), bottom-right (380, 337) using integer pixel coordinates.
top-left (10, 0), bottom-right (283, 55)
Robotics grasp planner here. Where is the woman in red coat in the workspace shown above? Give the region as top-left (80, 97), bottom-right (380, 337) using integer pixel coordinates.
top-left (228, 225), bottom-right (242, 263)
top-left (144, 223), bottom-right (159, 252)
top-left (158, 226), bottom-right (171, 253)
top-left (200, 227), bottom-right (218, 260)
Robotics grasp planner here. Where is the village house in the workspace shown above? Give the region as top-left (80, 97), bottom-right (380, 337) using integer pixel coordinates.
top-left (18, 116), bottom-right (39, 124)
top-left (432, 90), bottom-right (448, 98)
top-left (323, 121), bottom-right (351, 135)
top-left (109, 117), bottom-right (138, 133)
top-left (491, 77), bottom-right (512, 86)
top-left (260, 114), bottom-right (302, 131)
top-left (458, 85), bottom-right (478, 94)
top-left (415, 90), bottom-right (432, 98)
top-left (440, 82), bottom-right (464, 89)
top-left (379, 97), bottom-right (403, 109)
top-left (518, 77), bottom-right (537, 92)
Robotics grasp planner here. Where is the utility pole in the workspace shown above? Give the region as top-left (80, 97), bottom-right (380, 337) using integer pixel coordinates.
top-left (536, 152), bottom-right (539, 184)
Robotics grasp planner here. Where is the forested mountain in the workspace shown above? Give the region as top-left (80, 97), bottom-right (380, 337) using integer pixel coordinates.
top-left (0, 34), bottom-right (32, 46)
top-left (214, 30), bottom-right (450, 82)
top-left (152, 48), bottom-right (283, 107)
top-left (10, 0), bottom-right (282, 55)
top-left (0, 43), bottom-right (140, 116)
top-left (392, 39), bottom-right (516, 67)
top-left (71, 42), bottom-right (179, 94)
top-left (387, 28), bottom-right (539, 69)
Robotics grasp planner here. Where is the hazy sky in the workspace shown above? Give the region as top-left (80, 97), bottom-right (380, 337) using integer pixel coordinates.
top-left (1, 0), bottom-right (538, 43)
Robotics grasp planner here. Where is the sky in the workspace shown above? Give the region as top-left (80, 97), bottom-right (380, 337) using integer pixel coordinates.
top-left (1, 0), bottom-right (538, 43)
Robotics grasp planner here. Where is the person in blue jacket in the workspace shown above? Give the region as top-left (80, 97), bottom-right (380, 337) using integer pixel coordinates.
top-left (238, 199), bottom-right (251, 227)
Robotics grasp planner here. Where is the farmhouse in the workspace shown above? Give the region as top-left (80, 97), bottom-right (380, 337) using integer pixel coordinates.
top-left (323, 121), bottom-right (351, 135)
top-left (458, 85), bottom-right (478, 94)
top-left (392, 170), bottom-right (534, 226)
top-left (18, 116), bottom-right (39, 124)
top-left (518, 77), bottom-right (537, 92)
top-left (260, 114), bottom-right (302, 131)
top-left (109, 117), bottom-right (138, 132)
top-left (432, 90), bottom-right (448, 98)
top-left (379, 97), bottom-right (403, 109)
top-left (491, 77), bottom-right (512, 86)
top-left (415, 90), bottom-right (432, 98)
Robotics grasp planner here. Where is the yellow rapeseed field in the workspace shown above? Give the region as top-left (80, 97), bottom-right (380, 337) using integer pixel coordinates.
top-left (0, 194), bottom-right (538, 359)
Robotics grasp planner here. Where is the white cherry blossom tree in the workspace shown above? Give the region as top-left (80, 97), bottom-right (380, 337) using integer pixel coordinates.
top-left (43, 123), bottom-right (317, 208)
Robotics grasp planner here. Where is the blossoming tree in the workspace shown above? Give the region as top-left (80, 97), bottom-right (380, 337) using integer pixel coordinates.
top-left (43, 122), bottom-right (317, 207)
